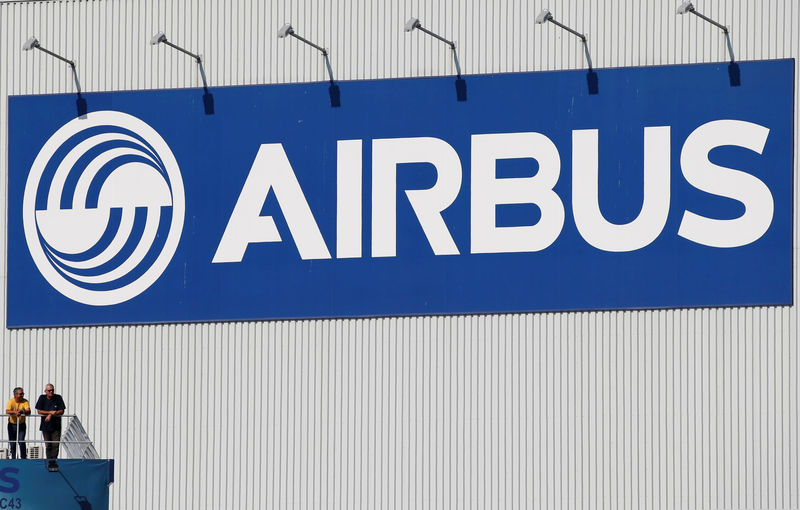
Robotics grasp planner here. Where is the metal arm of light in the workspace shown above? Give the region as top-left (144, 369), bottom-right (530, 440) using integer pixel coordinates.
top-left (150, 31), bottom-right (210, 91)
top-left (278, 24), bottom-right (328, 56)
top-left (23, 36), bottom-right (82, 94)
top-left (150, 31), bottom-right (202, 64)
top-left (278, 24), bottom-right (335, 83)
top-left (676, 2), bottom-right (728, 34)
top-left (535, 9), bottom-right (587, 43)
top-left (404, 17), bottom-right (462, 77)
top-left (22, 37), bottom-right (75, 68)
top-left (535, 10), bottom-right (592, 69)
top-left (676, 2), bottom-right (734, 61)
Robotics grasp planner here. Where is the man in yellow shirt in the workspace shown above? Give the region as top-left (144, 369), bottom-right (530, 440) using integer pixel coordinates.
top-left (6, 387), bottom-right (31, 459)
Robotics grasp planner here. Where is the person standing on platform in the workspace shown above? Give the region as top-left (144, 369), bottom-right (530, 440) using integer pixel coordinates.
top-left (35, 384), bottom-right (66, 459)
top-left (5, 387), bottom-right (31, 459)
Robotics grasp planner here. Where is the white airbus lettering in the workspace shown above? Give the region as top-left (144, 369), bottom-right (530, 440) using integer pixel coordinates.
top-left (213, 121), bottom-right (774, 262)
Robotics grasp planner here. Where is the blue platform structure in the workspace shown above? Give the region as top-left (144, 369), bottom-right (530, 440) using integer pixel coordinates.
top-left (0, 459), bottom-right (114, 509)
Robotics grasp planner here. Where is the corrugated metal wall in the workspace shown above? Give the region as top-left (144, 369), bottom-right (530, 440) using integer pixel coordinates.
top-left (1, 0), bottom-right (797, 508)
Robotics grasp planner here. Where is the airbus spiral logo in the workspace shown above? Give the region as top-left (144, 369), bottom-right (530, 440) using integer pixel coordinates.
top-left (22, 111), bottom-right (185, 306)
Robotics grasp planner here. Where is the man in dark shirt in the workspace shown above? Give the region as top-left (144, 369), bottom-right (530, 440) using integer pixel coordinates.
top-left (35, 384), bottom-right (66, 459)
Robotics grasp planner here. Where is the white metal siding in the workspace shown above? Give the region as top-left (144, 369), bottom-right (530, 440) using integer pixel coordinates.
top-left (1, 1), bottom-right (798, 508)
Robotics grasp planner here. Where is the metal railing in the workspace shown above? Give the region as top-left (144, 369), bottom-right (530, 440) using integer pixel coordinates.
top-left (0, 414), bottom-right (99, 459)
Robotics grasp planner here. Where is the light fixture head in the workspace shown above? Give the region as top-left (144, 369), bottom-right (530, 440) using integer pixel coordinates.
top-left (676, 1), bottom-right (694, 14)
top-left (278, 24), bottom-right (294, 38)
top-left (150, 31), bottom-right (167, 45)
top-left (404, 17), bottom-right (421, 32)
top-left (22, 37), bottom-right (39, 51)
top-left (535, 9), bottom-right (553, 24)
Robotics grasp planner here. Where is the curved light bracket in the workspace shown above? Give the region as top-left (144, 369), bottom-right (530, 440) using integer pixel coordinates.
top-left (278, 23), bottom-right (334, 83)
top-left (22, 35), bottom-right (82, 97)
top-left (150, 31), bottom-right (202, 64)
top-left (278, 24), bottom-right (339, 106)
top-left (535, 9), bottom-right (587, 43)
top-left (22, 36), bottom-right (75, 68)
top-left (404, 17), bottom-right (461, 77)
top-left (676, 2), bottom-right (728, 33)
top-left (676, 2), bottom-right (734, 62)
top-left (535, 9), bottom-right (592, 70)
top-left (150, 31), bottom-right (212, 111)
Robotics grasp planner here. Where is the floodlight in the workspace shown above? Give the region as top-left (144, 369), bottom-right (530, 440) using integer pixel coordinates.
top-left (535, 9), bottom-right (553, 25)
top-left (676, 2), bottom-right (694, 15)
top-left (150, 31), bottom-right (167, 45)
top-left (278, 24), bottom-right (294, 38)
top-left (404, 17), bottom-right (420, 32)
top-left (149, 31), bottom-right (202, 63)
top-left (22, 37), bottom-right (39, 51)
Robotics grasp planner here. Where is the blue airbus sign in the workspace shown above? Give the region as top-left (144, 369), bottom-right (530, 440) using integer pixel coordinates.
top-left (6, 59), bottom-right (794, 327)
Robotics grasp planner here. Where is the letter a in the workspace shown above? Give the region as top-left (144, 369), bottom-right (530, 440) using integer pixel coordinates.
top-left (213, 144), bottom-right (331, 262)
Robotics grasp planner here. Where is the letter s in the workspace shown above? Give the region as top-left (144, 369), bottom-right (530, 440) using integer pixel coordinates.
top-left (678, 120), bottom-right (773, 248)
top-left (0, 468), bottom-right (20, 494)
